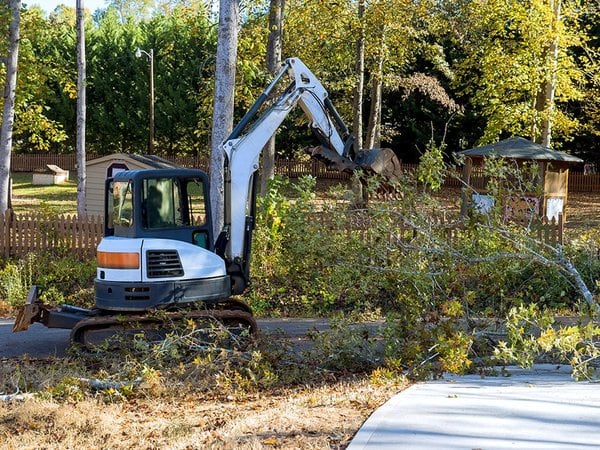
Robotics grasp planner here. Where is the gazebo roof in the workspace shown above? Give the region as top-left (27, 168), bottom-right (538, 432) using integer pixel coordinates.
top-left (457, 136), bottom-right (583, 163)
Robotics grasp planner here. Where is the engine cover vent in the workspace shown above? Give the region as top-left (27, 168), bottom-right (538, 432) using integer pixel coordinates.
top-left (146, 250), bottom-right (184, 278)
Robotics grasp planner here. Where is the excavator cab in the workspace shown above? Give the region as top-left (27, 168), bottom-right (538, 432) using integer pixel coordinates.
top-left (95, 168), bottom-right (231, 312)
top-left (104, 169), bottom-right (213, 250)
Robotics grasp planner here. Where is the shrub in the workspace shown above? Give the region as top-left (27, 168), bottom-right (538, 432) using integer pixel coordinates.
top-left (0, 252), bottom-right (96, 311)
top-left (248, 167), bottom-right (599, 378)
top-left (0, 254), bottom-right (36, 309)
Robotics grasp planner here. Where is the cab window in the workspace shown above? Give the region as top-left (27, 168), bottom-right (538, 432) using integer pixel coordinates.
top-left (109, 180), bottom-right (134, 228)
top-left (143, 178), bottom-right (182, 229)
top-left (186, 178), bottom-right (206, 226)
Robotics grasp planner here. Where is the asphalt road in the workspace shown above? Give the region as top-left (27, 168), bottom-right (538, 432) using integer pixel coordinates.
top-left (0, 318), bottom-right (376, 358)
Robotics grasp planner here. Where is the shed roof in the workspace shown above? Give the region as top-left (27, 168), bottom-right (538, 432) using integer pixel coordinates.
top-left (457, 136), bottom-right (583, 163)
top-left (87, 153), bottom-right (180, 169)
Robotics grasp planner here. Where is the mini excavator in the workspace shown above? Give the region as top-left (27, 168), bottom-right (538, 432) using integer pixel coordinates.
top-left (13, 57), bottom-right (401, 346)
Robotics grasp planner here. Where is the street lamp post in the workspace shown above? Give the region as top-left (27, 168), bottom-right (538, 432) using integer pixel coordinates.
top-left (135, 47), bottom-right (154, 154)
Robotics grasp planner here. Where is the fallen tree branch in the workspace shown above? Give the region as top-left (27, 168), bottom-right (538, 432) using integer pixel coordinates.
top-left (75, 377), bottom-right (142, 391)
top-left (0, 387), bottom-right (34, 402)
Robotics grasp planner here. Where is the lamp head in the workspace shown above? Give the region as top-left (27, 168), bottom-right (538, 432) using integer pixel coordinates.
top-left (135, 48), bottom-right (141, 58)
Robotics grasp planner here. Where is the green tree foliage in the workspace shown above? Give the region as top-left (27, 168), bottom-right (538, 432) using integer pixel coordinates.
top-left (2, 0), bottom-right (599, 159)
top-left (0, 5), bottom-right (70, 152)
top-left (444, 0), bottom-right (589, 145)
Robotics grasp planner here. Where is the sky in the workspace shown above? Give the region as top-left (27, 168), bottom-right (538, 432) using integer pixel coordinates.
top-left (26, 0), bottom-right (109, 14)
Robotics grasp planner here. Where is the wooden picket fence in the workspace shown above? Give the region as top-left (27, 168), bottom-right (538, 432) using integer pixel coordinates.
top-left (0, 211), bottom-right (104, 259)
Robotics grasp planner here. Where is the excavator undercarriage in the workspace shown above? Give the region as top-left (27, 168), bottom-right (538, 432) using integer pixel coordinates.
top-left (14, 286), bottom-right (257, 348)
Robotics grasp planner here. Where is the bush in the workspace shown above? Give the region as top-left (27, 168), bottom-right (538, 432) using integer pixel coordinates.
top-left (247, 169), bottom-right (600, 378)
top-left (0, 254), bottom-right (36, 309)
top-left (0, 252), bottom-right (96, 312)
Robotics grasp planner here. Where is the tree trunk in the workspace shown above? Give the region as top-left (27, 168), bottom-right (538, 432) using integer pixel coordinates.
top-left (352, 0), bottom-right (365, 156)
top-left (365, 62), bottom-right (383, 150)
top-left (0, 0), bottom-right (21, 214)
top-left (76, 0), bottom-right (87, 218)
top-left (365, 25), bottom-right (385, 150)
top-left (540, 0), bottom-right (561, 148)
top-left (210, 0), bottom-right (239, 240)
top-left (351, 0), bottom-right (366, 206)
top-left (533, 0), bottom-right (561, 146)
top-left (260, 0), bottom-right (285, 197)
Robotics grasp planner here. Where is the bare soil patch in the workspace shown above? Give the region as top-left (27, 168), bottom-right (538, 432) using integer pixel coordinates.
top-left (564, 192), bottom-right (600, 236)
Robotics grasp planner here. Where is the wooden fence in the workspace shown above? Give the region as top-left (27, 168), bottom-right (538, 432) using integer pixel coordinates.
top-left (11, 153), bottom-right (600, 192)
top-left (313, 210), bottom-right (563, 247)
top-left (0, 211), bottom-right (104, 259)
top-left (0, 207), bottom-right (562, 260)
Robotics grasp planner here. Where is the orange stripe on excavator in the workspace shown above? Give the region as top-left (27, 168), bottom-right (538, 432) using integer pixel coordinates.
top-left (97, 251), bottom-right (140, 269)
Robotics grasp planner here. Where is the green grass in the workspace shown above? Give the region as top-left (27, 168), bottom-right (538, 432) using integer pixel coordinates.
top-left (11, 172), bottom-right (78, 216)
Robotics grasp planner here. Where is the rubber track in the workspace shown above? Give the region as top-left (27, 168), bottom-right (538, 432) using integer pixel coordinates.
top-left (70, 309), bottom-right (258, 347)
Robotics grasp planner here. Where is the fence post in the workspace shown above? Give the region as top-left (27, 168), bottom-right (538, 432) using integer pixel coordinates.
top-left (558, 213), bottom-right (563, 246)
top-left (0, 210), bottom-right (10, 256)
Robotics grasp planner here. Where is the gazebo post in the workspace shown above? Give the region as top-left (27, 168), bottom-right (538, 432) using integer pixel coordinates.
top-left (538, 161), bottom-right (546, 218)
top-left (460, 157), bottom-right (473, 217)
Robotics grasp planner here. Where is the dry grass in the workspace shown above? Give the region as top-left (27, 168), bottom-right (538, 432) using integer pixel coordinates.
top-left (0, 376), bottom-right (407, 450)
top-left (433, 187), bottom-right (600, 236)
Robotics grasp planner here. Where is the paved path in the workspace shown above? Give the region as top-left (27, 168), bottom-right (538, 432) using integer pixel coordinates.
top-left (0, 318), bottom-right (378, 358)
top-left (0, 320), bottom-right (70, 358)
top-left (348, 364), bottom-right (600, 450)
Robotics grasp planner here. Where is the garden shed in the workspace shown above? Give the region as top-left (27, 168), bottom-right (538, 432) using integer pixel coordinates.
top-left (85, 153), bottom-right (179, 215)
top-left (457, 136), bottom-right (583, 221)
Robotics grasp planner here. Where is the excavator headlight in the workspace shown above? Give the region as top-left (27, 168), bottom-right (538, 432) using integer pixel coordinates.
top-left (97, 251), bottom-right (140, 270)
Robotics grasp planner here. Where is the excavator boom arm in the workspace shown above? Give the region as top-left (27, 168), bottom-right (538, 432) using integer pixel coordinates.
top-left (221, 57), bottom-right (355, 267)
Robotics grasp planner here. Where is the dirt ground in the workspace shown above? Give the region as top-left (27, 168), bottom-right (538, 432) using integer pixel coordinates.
top-left (564, 192), bottom-right (600, 234)
top-left (433, 187), bottom-right (600, 236)
top-left (0, 375), bottom-right (407, 450)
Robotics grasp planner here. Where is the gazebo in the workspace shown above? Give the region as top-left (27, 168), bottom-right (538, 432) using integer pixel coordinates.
top-left (456, 136), bottom-right (583, 221)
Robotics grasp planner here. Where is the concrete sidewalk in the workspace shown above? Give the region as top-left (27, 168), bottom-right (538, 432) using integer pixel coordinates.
top-left (348, 365), bottom-right (600, 449)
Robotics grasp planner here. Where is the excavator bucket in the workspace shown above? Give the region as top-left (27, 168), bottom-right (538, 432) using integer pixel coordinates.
top-left (354, 148), bottom-right (403, 180)
top-left (306, 145), bottom-right (359, 174)
top-left (306, 146), bottom-right (403, 181)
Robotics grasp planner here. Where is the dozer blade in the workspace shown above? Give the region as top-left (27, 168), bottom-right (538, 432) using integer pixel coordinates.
top-left (354, 148), bottom-right (403, 180)
top-left (12, 286), bottom-right (42, 332)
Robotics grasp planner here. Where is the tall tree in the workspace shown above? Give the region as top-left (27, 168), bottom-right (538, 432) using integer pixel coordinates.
top-left (260, 0), bottom-right (284, 196)
top-left (448, 0), bottom-right (586, 145)
top-left (536, 0), bottom-right (561, 147)
top-left (364, 26), bottom-right (384, 149)
top-left (0, 0), bottom-right (21, 214)
top-left (352, 0), bottom-right (365, 154)
top-left (76, 0), bottom-right (86, 217)
top-left (107, 0), bottom-right (153, 23)
top-left (210, 0), bottom-right (239, 239)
